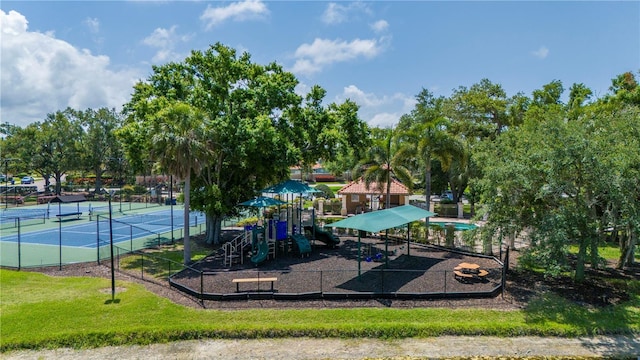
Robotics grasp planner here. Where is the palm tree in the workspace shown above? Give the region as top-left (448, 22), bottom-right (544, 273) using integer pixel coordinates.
top-left (151, 102), bottom-right (208, 265)
top-left (415, 118), bottom-right (462, 214)
top-left (354, 128), bottom-right (413, 210)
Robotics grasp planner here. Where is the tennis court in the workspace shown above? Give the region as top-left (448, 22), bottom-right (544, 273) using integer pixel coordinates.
top-left (0, 202), bottom-right (205, 268)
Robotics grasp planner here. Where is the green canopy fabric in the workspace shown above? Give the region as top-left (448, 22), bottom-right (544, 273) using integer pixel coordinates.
top-left (429, 221), bottom-right (478, 231)
top-left (262, 180), bottom-right (320, 194)
top-left (330, 205), bottom-right (435, 232)
top-left (239, 196), bottom-right (287, 208)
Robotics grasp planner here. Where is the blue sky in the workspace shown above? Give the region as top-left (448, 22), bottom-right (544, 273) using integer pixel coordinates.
top-left (1, 1), bottom-right (638, 129)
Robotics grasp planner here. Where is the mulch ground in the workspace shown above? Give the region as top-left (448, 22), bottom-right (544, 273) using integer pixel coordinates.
top-left (26, 229), bottom-right (538, 311)
top-left (172, 232), bottom-right (501, 297)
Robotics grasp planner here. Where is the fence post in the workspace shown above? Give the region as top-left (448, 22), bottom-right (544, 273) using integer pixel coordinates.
top-left (443, 270), bottom-right (446, 293)
top-left (96, 215), bottom-right (100, 264)
top-left (200, 270), bottom-right (204, 298)
top-left (17, 218), bottom-right (21, 270)
top-left (141, 252), bottom-right (144, 280)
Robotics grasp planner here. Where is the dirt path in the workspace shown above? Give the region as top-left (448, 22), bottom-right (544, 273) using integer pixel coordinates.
top-left (4, 335), bottom-right (640, 359)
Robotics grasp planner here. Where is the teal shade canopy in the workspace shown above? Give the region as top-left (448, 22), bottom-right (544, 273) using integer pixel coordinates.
top-left (239, 196), bottom-right (287, 208)
top-left (330, 205), bottom-right (435, 233)
top-left (429, 221), bottom-right (478, 231)
top-left (262, 180), bottom-right (321, 194)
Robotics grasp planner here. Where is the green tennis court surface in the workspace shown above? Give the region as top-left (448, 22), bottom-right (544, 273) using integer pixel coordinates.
top-left (0, 202), bottom-right (205, 268)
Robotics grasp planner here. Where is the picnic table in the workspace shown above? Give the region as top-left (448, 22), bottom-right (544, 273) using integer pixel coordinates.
top-left (453, 262), bottom-right (488, 281)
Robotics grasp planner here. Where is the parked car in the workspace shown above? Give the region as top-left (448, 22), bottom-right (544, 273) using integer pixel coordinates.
top-left (440, 190), bottom-right (453, 200)
top-left (0, 174), bottom-right (5, 182)
top-left (21, 176), bottom-right (35, 184)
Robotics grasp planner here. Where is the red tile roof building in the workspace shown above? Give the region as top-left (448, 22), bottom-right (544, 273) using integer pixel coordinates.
top-left (337, 178), bottom-right (411, 215)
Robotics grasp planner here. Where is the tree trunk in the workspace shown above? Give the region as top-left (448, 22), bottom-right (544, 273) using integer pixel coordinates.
top-left (183, 173), bottom-right (191, 265)
top-left (205, 214), bottom-right (223, 245)
top-left (424, 162), bottom-right (432, 239)
top-left (95, 167), bottom-right (103, 193)
top-left (575, 239), bottom-right (587, 282)
top-left (618, 223), bottom-right (637, 269)
top-left (55, 172), bottom-right (63, 195)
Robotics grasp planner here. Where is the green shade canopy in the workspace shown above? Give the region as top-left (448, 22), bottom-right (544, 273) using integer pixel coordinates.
top-left (330, 205), bottom-right (435, 233)
top-left (239, 196), bottom-right (287, 208)
top-left (429, 221), bottom-right (478, 231)
top-left (262, 180), bottom-right (321, 194)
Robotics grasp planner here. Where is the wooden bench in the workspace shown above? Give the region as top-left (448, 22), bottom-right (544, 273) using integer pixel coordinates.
top-left (56, 212), bottom-right (82, 220)
top-left (232, 277), bottom-right (277, 292)
top-left (477, 269), bottom-right (489, 277)
top-left (453, 270), bottom-right (474, 281)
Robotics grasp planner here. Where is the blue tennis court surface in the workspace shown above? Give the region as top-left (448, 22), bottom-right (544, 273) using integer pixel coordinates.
top-left (0, 202), bottom-right (210, 268)
top-left (1, 209), bottom-right (203, 248)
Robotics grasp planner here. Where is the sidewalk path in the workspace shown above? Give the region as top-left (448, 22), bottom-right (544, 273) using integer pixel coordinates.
top-left (4, 335), bottom-right (639, 359)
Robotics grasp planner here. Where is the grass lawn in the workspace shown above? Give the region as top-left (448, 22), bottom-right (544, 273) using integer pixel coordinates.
top-left (1, 265), bottom-right (638, 352)
top-left (3, 228), bottom-right (638, 352)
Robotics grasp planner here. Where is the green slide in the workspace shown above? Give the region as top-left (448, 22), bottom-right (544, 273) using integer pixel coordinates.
top-left (304, 225), bottom-right (340, 247)
top-left (250, 239), bottom-right (269, 265)
top-left (290, 234), bottom-right (312, 257)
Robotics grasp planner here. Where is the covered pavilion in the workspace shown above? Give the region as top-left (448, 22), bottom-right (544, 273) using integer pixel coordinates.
top-left (330, 204), bottom-right (435, 275)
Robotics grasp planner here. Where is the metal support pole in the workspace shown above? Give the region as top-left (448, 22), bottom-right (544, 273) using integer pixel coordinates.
top-left (58, 202), bottom-right (62, 270)
top-left (108, 197), bottom-right (116, 301)
top-left (17, 218), bottom-right (21, 270)
top-left (170, 175), bottom-right (174, 243)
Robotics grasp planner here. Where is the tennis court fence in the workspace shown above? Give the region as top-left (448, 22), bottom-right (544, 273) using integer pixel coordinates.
top-left (0, 215), bottom-right (206, 269)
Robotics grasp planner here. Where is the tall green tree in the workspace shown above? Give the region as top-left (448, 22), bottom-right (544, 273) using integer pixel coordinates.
top-left (151, 103), bottom-right (209, 265)
top-left (20, 109), bottom-right (83, 194)
top-left (476, 97), bottom-right (639, 281)
top-left (123, 43), bottom-right (303, 245)
top-left (353, 128), bottom-right (413, 210)
top-left (76, 108), bottom-right (123, 193)
top-left (397, 89), bottom-right (461, 215)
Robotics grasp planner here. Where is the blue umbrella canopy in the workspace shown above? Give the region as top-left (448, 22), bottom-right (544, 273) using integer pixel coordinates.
top-left (262, 180), bottom-right (320, 194)
top-left (239, 196), bottom-right (287, 208)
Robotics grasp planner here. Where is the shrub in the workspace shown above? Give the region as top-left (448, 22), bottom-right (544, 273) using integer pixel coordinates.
top-left (314, 184), bottom-right (334, 199)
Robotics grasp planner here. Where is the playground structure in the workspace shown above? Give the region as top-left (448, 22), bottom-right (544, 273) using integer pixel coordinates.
top-left (222, 203), bottom-right (340, 267)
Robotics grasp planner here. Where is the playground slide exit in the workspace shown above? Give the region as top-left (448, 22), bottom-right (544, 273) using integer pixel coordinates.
top-left (305, 225), bottom-right (340, 246)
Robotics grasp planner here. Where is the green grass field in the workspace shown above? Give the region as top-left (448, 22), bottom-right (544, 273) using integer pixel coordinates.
top-left (2, 232), bottom-right (638, 352)
top-left (1, 266), bottom-right (638, 352)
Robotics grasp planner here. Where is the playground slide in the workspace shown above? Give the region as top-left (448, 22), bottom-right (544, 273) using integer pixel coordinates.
top-left (304, 225), bottom-right (340, 247)
top-left (250, 239), bottom-right (269, 265)
top-left (290, 234), bottom-right (312, 257)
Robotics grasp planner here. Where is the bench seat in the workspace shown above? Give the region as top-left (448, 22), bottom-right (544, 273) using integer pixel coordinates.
top-left (56, 212), bottom-right (82, 220)
top-left (232, 277), bottom-right (277, 292)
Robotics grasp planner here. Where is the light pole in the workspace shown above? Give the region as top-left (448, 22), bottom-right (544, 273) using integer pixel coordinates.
top-left (2, 158), bottom-right (17, 209)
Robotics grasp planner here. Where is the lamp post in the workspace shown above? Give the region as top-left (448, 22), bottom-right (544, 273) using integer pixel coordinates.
top-left (2, 158), bottom-right (17, 209)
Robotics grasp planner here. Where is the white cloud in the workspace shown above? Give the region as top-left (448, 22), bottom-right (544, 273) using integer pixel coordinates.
top-left (84, 17), bottom-right (100, 33)
top-left (142, 26), bottom-right (191, 63)
top-left (200, 0), bottom-right (269, 30)
top-left (370, 19), bottom-right (389, 33)
top-left (338, 85), bottom-right (416, 128)
top-left (532, 46), bottom-right (549, 59)
top-left (292, 37), bottom-right (385, 76)
top-left (322, 2), bottom-right (370, 25)
top-left (0, 10), bottom-right (141, 127)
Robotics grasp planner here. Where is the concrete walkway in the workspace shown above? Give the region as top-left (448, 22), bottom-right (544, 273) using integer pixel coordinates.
top-left (4, 336), bottom-right (640, 359)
